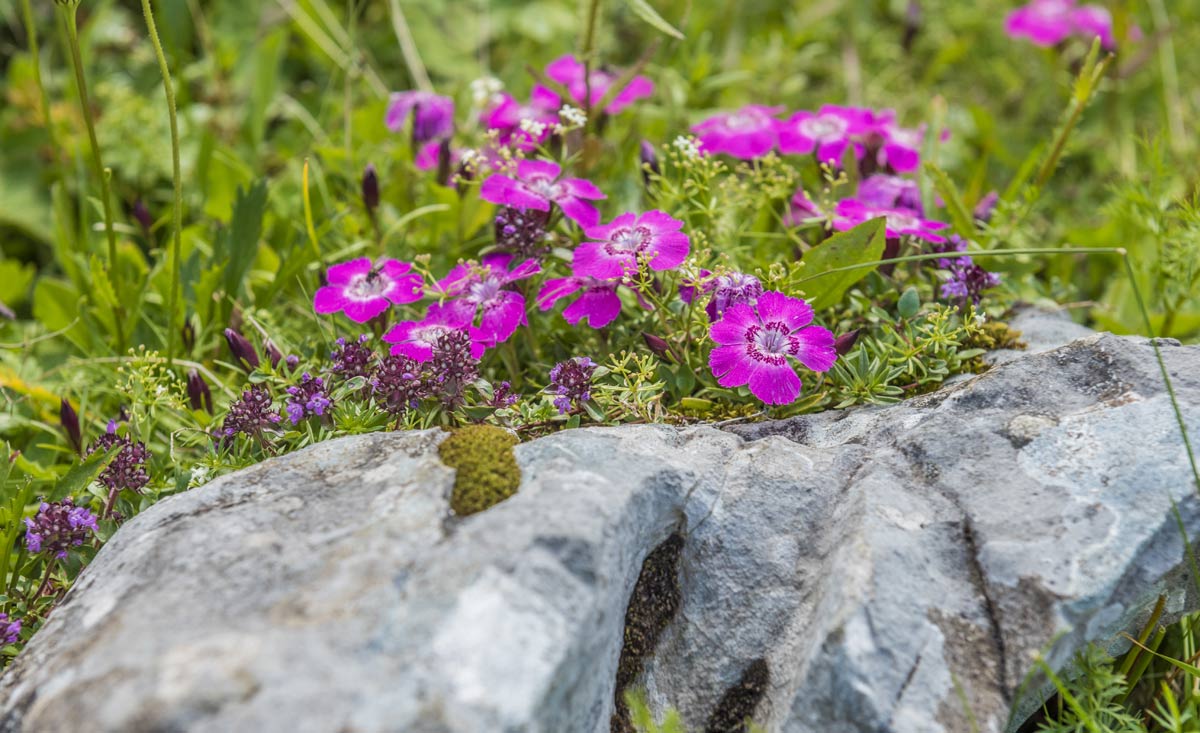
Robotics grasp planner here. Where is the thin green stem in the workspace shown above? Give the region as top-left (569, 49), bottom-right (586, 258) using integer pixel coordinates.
top-left (19, 0), bottom-right (58, 158)
top-left (61, 3), bottom-right (125, 349)
top-left (580, 0), bottom-right (603, 122)
top-left (792, 247), bottom-right (1126, 286)
top-left (388, 0), bottom-right (432, 92)
top-left (140, 0), bottom-right (184, 365)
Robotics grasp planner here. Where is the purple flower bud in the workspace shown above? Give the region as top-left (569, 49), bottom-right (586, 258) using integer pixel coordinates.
top-left (224, 328), bottom-right (260, 371)
top-left (265, 340), bottom-right (285, 370)
top-left (362, 164), bottom-right (380, 213)
top-left (286, 355), bottom-right (300, 372)
top-left (903, 0), bottom-right (922, 53)
top-left (834, 329), bottom-right (861, 356)
top-left (181, 318), bottom-right (195, 354)
top-left (973, 191), bottom-right (999, 225)
top-left (60, 398), bottom-right (82, 456)
top-left (640, 140), bottom-right (660, 186)
top-left (132, 199), bottom-right (154, 235)
top-left (187, 370), bottom-right (214, 414)
top-left (642, 333), bottom-right (674, 362)
top-left (436, 139), bottom-right (453, 188)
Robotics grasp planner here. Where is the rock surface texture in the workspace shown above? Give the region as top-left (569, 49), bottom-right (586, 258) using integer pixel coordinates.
top-left (2, 313), bottom-right (1198, 733)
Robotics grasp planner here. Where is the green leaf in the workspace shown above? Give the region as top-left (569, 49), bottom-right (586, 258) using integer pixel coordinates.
top-left (926, 163), bottom-right (977, 239)
top-left (32, 279), bottom-right (88, 351)
top-left (626, 0), bottom-right (685, 39)
top-left (0, 260), bottom-right (36, 308)
top-left (898, 287), bottom-right (921, 319)
top-left (218, 179), bottom-right (269, 301)
top-left (799, 218), bottom-right (887, 309)
top-left (48, 446), bottom-right (121, 502)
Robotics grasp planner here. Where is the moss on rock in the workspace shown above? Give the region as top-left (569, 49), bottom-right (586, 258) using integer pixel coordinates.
top-left (438, 424), bottom-right (520, 516)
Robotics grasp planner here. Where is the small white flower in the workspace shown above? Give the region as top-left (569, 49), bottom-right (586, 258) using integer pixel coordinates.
top-left (469, 77), bottom-right (504, 107)
top-left (519, 118), bottom-right (548, 138)
top-left (673, 135), bottom-right (701, 160)
top-left (559, 105), bottom-right (587, 129)
top-left (973, 311), bottom-right (987, 326)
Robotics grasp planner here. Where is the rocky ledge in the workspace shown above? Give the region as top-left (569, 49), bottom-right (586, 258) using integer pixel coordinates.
top-left (1, 312), bottom-right (1198, 733)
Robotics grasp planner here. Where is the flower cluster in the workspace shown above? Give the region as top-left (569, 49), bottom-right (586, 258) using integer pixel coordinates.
top-left (330, 335), bottom-right (375, 380)
top-left (0, 614), bottom-right (20, 646)
top-left (934, 237), bottom-right (1002, 305)
top-left (24, 498), bottom-right (99, 559)
top-left (221, 384), bottom-right (282, 443)
top-left (1004, 0), bottom-right (1130, 49)
top-left (284, 373), bottom-right (333, 424)
top-left (548, 357), bottom-right (598, 414)
top-left (85, 421), bottom-right (151, 497)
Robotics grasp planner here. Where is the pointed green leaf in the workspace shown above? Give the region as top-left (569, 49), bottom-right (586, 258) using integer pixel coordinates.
top-left (48, 446), bottom-right (121, 501)
top-left (799, 218), bottom-right (887, 309)
top-left (626, 0), bottom-right (685, 40)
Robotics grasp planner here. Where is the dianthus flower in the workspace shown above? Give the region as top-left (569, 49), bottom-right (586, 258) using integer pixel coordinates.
top-left (574, 210), bottom-right (690, 278)
top-left (428, 330), bottom-right (480, 409)
top-left (708, 291), bottom-right (837, 405)
top-left (873, 116), bottom-right (925, 174)
top-left (833, 199), bottom-right (949, 243)
top-left (536, 276), bottom-right (623, 329)
top-left (479, 159), bottom-right (606, 229)
top-left (784, 189), bottom-right (825, 227)
top-left (482, 86), bottom-right (562, 150)
top-left (285, 373), bottom-right (333, 424)
top-left (705, 272), bottom-right (765, 321)
top-left (777, 106), bottom-right (869, 164)
top-left (544, 54), bottom-right (654, 115)
top-left (313, 258), bottom-right (424, 323)
top-left (548, 357), bottom-right (598, 414)
top-left (436, 254), bottom-right (540, 347)
top-left (221, 384), bottom-right (282, 443)
top-left (857, 174), bottom-right (923, 214)
top-left (1005, 0), bottom-right (1121, 49)
top-left (330, 335), bottom-right (376, 380)
top-left (935, 237), bottom-right (1002, 305)
top-left (0, 614), bottom-right (20, 645)
top-left (494, 206), bottom-right (551, 260)
top-left (24, 498), bottom-right (98, 559)
top-left (85, 421), bottom-right (151, 497)
top-left (691, 105), bottom-right (782, 159)
top-left (383, 303), bottom-right (483, 362)
top-left (371, 353), bottom-right (428, 416)
top-left (386, 90), bottom-right (455, 145)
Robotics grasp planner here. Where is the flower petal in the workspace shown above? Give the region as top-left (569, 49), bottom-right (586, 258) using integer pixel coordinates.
top-left (480, 175), bottom-right (550, 211)
top-left (748, 364), bottom-right (802, 405)
top-left (558, 197), bottom-right (601, 229)
top-left (755, 291), bottom-right (814, 331)
top-left (648, 231), bottom-right (690, 272)
top-left (573, 242), bottom-right (627, 280)
top-left (516, 159), bottom-right (562, 181)
top-left (709, 344), bottom-right (754, 388)
top-left (341, 298), bottom-right (389, 324)
top-left (559, 177), bottom-right (606, 200)
top-left (313, 286), bottom-right (349, 314)
top-left (792, 326), bottom-right (838, 373)
top-left (325, 258), bottom-right (372, 286)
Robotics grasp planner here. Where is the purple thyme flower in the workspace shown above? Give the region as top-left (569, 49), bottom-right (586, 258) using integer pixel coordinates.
top-left (437, 254), bottom-right (541, 348)
top-left (857, 174), bottom-right (923, 214)
top-left (479, 159), bottom-right (606, 229)
top-left (482, 86), bottom-right (562, 150)
top-left (833, 199), bottom-right (949, 243)
top-left (494, 206), bottom-right (551, 260)
top-left (934, 237), bottom-right (1002, 305)
top-left (974, 192), bottom-right (1000, 225)
top-left (0, 613), bottom-right (20, 645)
top-left (314, 258), bottom-right (424, 324)
top-left (691, 105), bottom-right (782, 159)
top-left (24, 498), bottom-right (98, 559)
top-left (537, 276), bottom-right (623, 329)
top-left (548, 357), bottom-right (598, 414)
top-left (428, 330), bottom-right (481, 409)
top-left (708, 291), bottom-right (837, 405)
top-left (285, 373), bottom-right (333, 424)
top-left (330, 335), bottom-right (376, 379)
top-left (488, 381), bottom-right (520, 408)
top-left (221, 384), bottom-right (282, 443)
top-left (384, 303), bottom-right (483, 363)
top-left (544, 54), bottom-right (654, 115)
top-left (573, 210), bottom-right (690, 279)
top-left (85, 421), bottom-right (151, 497)
top-left (776, 106), bottom-right (871, 164)
top-left (386, 90), bottom-right (455, 145)
top-left (706, 272), bottom-right (765, 321)
top-left (371, 353), bottom-right (428, 416)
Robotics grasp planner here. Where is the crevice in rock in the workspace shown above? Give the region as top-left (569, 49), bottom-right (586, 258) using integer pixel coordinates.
top-left (962, 518), bottom-right (1011, 705)
top-left (703, 658), bottom-right (769, 733)
top-left (610, 532), bottom-right (684, 733)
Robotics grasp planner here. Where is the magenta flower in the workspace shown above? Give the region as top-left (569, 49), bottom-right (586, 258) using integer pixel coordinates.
top-left (857, 174), bottom-right (923, 214)
top-left (415, 141), bottom-right (463, 172)
top-left (437, 253), bottom-right (541, 347)
top-left (573, 210), bottom-right (689, 279)
top-left (1005, 0), bottom-right (1123, 49)
top-left (383, 302), bottom-right (483, 363)
top-left (876, 119), bottom-right (924, 174)
top-left (537, 277), bottom-right (623, 329)
top-left (691, 105), bottom-right (783, 159)
top-left (1070, 5), bottom-right (1117, 48)
top-left (482, 86), bottom-right (562, 150)
top-left (314, 258), bottom-right (424, 323)
top-left (784, 189), bottom-right (825, 227)
top-left (480, 159), bottom-right (606, 228)
top-left (709, 291), bottom-right (837, 405)
top-left (834, 199), bottom-right (949, 244)
top-left (544, 55), bottom-right (654, 115)
top-left (386, 91), bottom-right (455, 145)
top-left (777, 106), bottom-right (869, 163)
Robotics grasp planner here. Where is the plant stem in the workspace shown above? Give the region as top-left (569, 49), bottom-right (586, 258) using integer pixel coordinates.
top-left (140, 0), bottom-right (184, 365)
top-left (61, 3), bottom-right (125, 350)
top-left (388, 0), bottom-right (432, 92)
top-left (19, 0), bottom-right (58, 158)
top-left (580, 0), bottom-right (603, 122)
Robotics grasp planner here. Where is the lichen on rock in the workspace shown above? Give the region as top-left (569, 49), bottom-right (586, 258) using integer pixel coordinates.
top-left (438, 424), bottom-right (520, 516)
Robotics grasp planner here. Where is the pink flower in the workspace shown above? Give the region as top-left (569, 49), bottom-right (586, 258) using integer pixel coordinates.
top-left (386, 91), bottom-right (455, 145)
top-left (691, 105), bottom-right (783, 159)
top-left (834, 199), bottom-right (949, 243)
top-left (482, 86), bottom-right (562, 150)
top-left (544, 55), bottom-right (654, 115)
top-left (875, 118), bottom-right (924, 174)
top-left (383, 303), bottom-right (484, 362)
top-left (1005, 0), bottom-right (1123, 49)
top-left (314, 258), bottom-right (424, 323)
top-left (777, 106), bottom-right (870, 164)
top-left (480, 159), bottom-right (606, 228)
top-left (857, 174), bottom-right (923, 214)
top-left (437, 253), bottom-right (541, 347)
top-left (415, 141), bottom-right (463, 172)
top-left (1070, 5), bottom-right (1116, 48)
top-left (537, 276), bottom-right (622, 329)
top-left (784, 189), bottom-right (825, 227)
top-left (708, 291), bottom-right (837, 405)
top-left (573, 210), bottom-right (690, 278)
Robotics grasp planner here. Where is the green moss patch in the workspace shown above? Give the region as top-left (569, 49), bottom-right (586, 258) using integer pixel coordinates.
top-left (438, 425), bottom-right (520, 516)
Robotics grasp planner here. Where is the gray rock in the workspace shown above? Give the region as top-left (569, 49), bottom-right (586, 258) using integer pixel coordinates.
top-left (1, 327), bottom-right (1198, 733)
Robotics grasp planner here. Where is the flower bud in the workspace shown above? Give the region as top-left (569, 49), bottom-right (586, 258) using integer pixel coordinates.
top-left (132, 199), bottom-right (154, 236)
top-left (902, 0), bottom-right (922, 53)
top-left (362, 164), bottom-right (380, 214)
top-left (642, 333), bottom-right (675, 362)
top-left (436, 140), bottom-right (453, 188)
top-left (834, 329), bottom-right (861, 356)
top-left (181, 318), bottom-right (195, 355)
top-left (973, 191), bottom-right (999, 225)
top-left (186, 370), bottom-right (214, 414)
top-left (224, 328), bottom-right (260, 371)
top-left (265, 340), bottom-right (285, 370)
top-left (639, 140), bottom-right (660, 187)
top-left (60, 398), bottom-right (82, 455)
